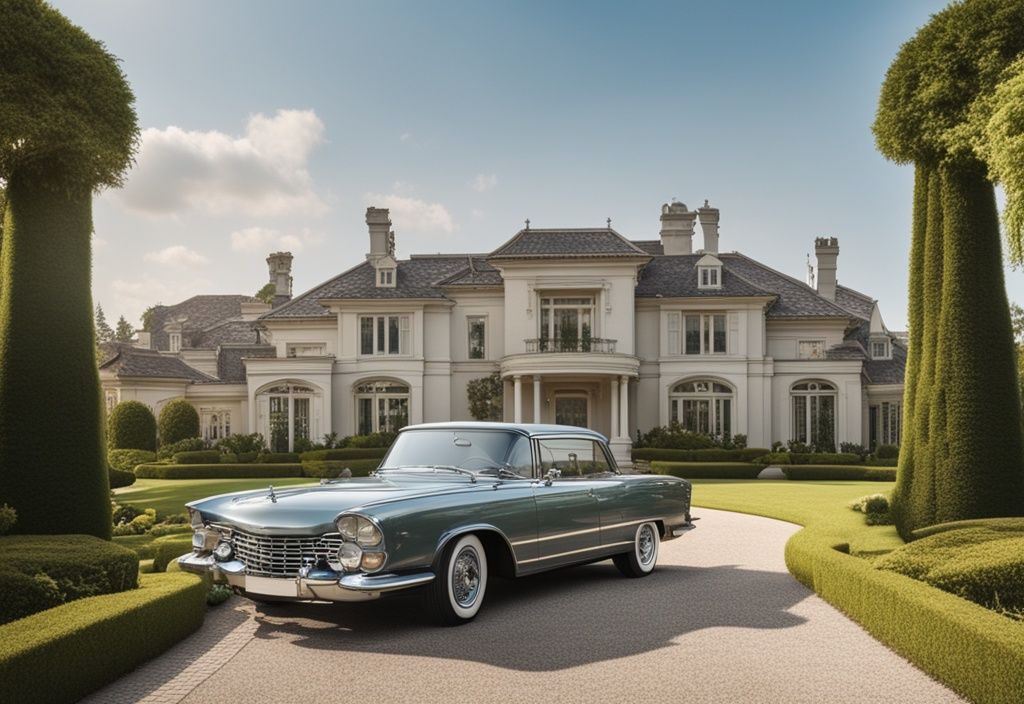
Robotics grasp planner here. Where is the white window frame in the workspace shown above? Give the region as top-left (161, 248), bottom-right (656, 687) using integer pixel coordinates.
top-left (539, 295), bottom-right (596, 344)
top-left (669, 380), bottom-right (733, 437)
top-left (698, 266), bottom-right (721, 290)
top-left (791, 380), bottom-right (837, 449)
top-left (377, 268), bottom-right (395, 287)
top-left (286, 343), bottom-right (326, 358)
top-left (354, 380), bottom-right (410, 435)
top-left (358, 314), bottom-right (411, 356)
top-left (467, 315), bottom-right (487, 360)
top-left (798, 340), bottom-right (826, 360)
top-left (678, 313), bottom-right (727, 355)
top-left (169, 331), bottom-right (181, 353)
top-left (871, 340), bottom-right (890, 360)
top-left (200, 407), bottom-right (232, 441)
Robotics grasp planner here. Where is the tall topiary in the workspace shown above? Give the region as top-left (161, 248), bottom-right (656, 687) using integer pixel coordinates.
top-left (874, 0), bottom-right (1024, 538)
top-left (107, 401), bottom-right (157, 451)
top-left (158, 399), bottom-right (200, 446)
top-left (0, 0), bottom-right (138, 538)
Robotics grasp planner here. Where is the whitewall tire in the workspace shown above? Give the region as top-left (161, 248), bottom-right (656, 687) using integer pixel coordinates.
top-left (431, 533), bottom-right (488, 625)
top-left (613, 521), bottom-right (660, 578)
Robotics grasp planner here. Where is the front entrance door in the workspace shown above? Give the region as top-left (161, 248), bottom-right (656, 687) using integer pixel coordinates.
top-left (554, 395), bottom-right (588, 428)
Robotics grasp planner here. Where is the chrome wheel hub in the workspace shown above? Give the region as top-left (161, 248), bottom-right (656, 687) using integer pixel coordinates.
top-left (452, 547), bottom-right (480, 607)
top-left (638, 525), bottom-right (656, 565)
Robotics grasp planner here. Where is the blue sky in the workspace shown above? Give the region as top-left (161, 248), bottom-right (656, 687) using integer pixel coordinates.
top-left (50, 0), bottom-right (1000, 330)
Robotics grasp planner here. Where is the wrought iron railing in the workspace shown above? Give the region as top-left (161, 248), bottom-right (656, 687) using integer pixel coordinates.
top-left (524, 337), bottom-right (617, 353)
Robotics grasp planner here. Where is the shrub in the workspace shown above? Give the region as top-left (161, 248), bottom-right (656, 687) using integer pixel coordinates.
top-left (637, 424), bottom-right (717, 450)
top-left (467, 372), bottom-right (503, 421)
top-left (300, 447), bottom-right (389, 462)
top-left (106, 401), bottom-right (157, 451)
top-left (782, 465), bottom-right (896, 481)
top-left (344, 431), bottom-right (397, 448)
top-left (301, 459), bottom-right (380, 478)
top-left (850, 493), bottom-right (893, 525)
top-left (158, 400), bottom-right (200, 446)
top-left (207, 583), bottom-right (232, 606)
top-left (0, 505), bottom-right (16, 535)
top-left (649, 462), bottom-right (763, 480)
top-left (111, 508), bottom-right (155, 536)
top-left (219, 452), bottom-right (238, 463)
top-left (111, 504), bottom-right (142, 525)
top-left (730, 434), bottom-right (748, 449)
top-left (0, 568), bottom-right (64, 626)
top-left (293, 437), bottom-right (316, 453)
top-left (258, 452), bottom-right (300, 464)
top-left (0, 572), bottom-right (206, 704)
top-left (215, 432), bottom-right (265, 456)
top-left (874, 443), bottom-right (900, 459)
top-left (157, 437), bottom-right (207, 459)
top-left (150, 522), bottom-right (191, 538)
top-left (237, 451), bottom-right (259, 464)
top-left (755, 452), bottom-right (862, 466)
top-left (840, 442), bottom-right (868, 459)
top-left (321, 432), bottom-right (343, 449)
top-left (108, 467), bottom-right (136, 489)
top-left (172, 450), bottom-right (222, 465)
top-left (631, 447), bottom-right (769, 463)
top-left (151, 535), bottom-right (194, 572)
top-left (134, 463), bottom-right (304, 479)
top-left (108, 448), bottom-right (156, 472)
top-left (865, 457), bottom-right (898, 467)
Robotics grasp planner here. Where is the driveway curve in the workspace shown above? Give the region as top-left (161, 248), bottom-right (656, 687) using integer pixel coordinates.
top-left (83, 508), bottom-right (963, 704)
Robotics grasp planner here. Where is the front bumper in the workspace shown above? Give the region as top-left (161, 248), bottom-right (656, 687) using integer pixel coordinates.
top-left (177, 552), bottom-right (435, 602)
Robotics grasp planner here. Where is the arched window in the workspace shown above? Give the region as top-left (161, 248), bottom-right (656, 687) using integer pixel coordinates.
top-left (355, 380), bottom-right (410, 435)
top-left (669, 379), bottom-right (733, 437)
top-left (791, 381), bottom-right (836, 451)
top-left (259, 382), bottom-right (318, 452)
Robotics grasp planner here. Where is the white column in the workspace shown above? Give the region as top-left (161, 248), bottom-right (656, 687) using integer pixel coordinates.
top-left (513, 376), bottom-right (523, 423)
top-left (533, 376), bottom-right (542, 424)
top-left (619, 375), bottom-right (629, 440)
top-left (610, 376), bottom-right (619, 438)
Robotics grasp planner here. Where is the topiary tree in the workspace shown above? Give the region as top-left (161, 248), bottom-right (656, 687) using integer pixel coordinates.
top-left (106, 401), bottom-right (157, 451)
top-left (158, 399), bottom-right (200, 446)
top-left (873, 0), bottom-right (1024, 538)
top-left (0, 0), bottom-right (138, 538)
top-left (467, 372), bottom-right (503, 421)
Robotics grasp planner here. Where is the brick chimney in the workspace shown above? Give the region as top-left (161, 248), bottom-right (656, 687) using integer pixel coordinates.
top-left (814, 237), bottom-right (840, 301)
top-left (659, 200), bottom-right (697, 255)
top-left (697, 200), bottom-right (720, 254)
top-left (266, 251), bottom-right (293, 307)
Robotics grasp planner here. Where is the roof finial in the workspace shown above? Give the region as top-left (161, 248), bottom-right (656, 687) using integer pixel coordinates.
top-left (607, 217), bottom-right (612, 229)
top-left (524, 218), bottom-right (530, 230)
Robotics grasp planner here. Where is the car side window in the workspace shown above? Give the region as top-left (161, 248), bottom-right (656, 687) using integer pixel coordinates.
top-left (536, 438), bottom-right (611, 477)
top-left (506, 436), bottom-right (534, 477)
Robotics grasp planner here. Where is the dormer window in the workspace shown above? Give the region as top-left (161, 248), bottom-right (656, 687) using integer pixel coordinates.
top-left (377, 267), bottom-right (395, 288)
top-left (871, 339), bottom-right (891, 360)
top-left (695, 254), bottom-right (723, 290)
top-left (169, 331), bottom-right (181, 353)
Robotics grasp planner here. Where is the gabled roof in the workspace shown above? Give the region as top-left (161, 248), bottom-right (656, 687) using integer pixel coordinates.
top-left (631, 240), bottom-right (664, 256)
top-left (488, 228), bottom-right (651, 259)
top-left (191, 320), bottom-right (261, 348)
top-left (834, 285), bottom-right (876, 321)
top-left (149, 295), bottom-right (255, 350)
top-left (217, 345), bottom-right (276, 382)
top-left (99, 345), bottom-right (215, 382)
top-left (436, 257), bottom-right (504, 288)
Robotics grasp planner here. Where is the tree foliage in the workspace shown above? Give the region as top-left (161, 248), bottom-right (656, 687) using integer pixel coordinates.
top-left (107, 400), bottom-right (156, 451)
top-left (113, 315), bottom-right (133, 342)
top-left (158, 399), bottom-right (200, 446)
top-left (254, 283), bottom-right (275, 304)
top-left (94, 303), bottom-right (113, 344)
top-left (467, 372), bottom-right (503, 422)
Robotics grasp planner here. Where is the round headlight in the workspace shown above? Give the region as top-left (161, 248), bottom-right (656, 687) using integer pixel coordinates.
top-left (213, 542), bottom-right (234, 562)
top-left (337, 515), bottom-right (359, 541)
top-left (338, 542), bottom-right (362, 571)
top-left (356, 518), bottom-right (382, 547)
top-left (360, 551), bottom-right (386, 572)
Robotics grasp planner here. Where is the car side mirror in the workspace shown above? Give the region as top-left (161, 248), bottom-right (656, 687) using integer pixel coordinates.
top-left (544, 468), bottom-right (561, 486)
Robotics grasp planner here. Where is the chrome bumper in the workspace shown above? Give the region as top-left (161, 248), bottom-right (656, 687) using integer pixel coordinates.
top-left (177, 552), bottom-right (435, 602)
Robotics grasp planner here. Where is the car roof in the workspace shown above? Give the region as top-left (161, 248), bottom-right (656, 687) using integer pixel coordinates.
top-left (400, 421), bottom-right (608, 442)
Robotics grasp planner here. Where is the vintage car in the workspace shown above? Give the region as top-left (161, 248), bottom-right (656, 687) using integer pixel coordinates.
top-left (179, 422), bottom-right (694, 624)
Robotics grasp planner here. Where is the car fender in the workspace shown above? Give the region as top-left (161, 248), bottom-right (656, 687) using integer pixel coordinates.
top-left (434, 523), bottom-right (519, 578)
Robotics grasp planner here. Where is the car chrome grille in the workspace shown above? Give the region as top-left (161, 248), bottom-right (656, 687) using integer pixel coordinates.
top-left (230, 530), bottom-right (344, 577)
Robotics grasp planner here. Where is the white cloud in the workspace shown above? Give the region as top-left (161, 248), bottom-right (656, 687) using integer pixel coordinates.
top-left (118, 109), bottom-right (327, 217)
top-left (471, 209), bottom-right (485, 219)
top-left (143, 245), bottom-right (209, 267)
top-left (230, 226), bottom-right (323, 253)
top-left (399, 132), bottom-right (412, 142)
top-left (363, 193), bottom-right (454, 234)
top-left (470, 173), bottom-right (498, 192)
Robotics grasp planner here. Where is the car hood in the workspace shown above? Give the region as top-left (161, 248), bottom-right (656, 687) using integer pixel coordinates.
top-left (187, 476), bottom-right (475, 535)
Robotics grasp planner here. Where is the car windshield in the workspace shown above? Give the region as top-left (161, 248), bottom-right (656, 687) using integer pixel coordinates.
top-left (379, 429), bottom-right (531, 477)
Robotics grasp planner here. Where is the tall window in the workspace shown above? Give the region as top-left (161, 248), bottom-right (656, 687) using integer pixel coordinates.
top-left (791, 381), bottom-right (836, 451)
top-left (359, 315), bottom-right (410, 356)
top-left (467, 316), bottom-right (486, 359)
top-left (869, 401), bottom-right (901, 448)
top-left (667, 313), bottom-right (726, 355)
top-left (669, 380), bottom-right (733, 437)
top-left (261, 383), bottom-right (316, 452)
top-left (201, 409), bottom-right (231, 441)
top-left (539, 296), bottom-right (594, 351)
top-left (355, 380), bottom-right (410, 435)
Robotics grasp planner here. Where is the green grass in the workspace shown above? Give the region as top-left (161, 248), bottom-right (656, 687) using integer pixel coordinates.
top-left (112, 477), bottom-right (315, 518)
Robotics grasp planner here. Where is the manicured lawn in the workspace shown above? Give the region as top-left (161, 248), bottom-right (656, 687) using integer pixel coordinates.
top-left (112, 477), bottom-right (316, 518)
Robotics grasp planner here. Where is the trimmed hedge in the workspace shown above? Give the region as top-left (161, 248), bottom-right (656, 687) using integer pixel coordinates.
top-left (108, 448), bottom-right (156, 471)
top-left (912, 517), bottom-right (1024, 540)
top-left (757, 452), bottom-right (862, 466)
top-left (344, 431), bottom-right (397, 448)
top-left (631, 447), bottom-right (769, 463)
top-left (650, 462), bottom-right (763, 480)
top-left (864, 457), bottom-right (898, 467)
top-left (106, 402), bottom-right (157, 451)
top-left (108, 467), bottom-right (136, 489)
top-left (0, 535), bottom-right (139, 625)
top-left (172, 449), bottom-right (222, 465)
top-left (158, 400), bottom-right (199, 446)
top-left (300, 447), bottom-right (389, 462)
top-left (258, 452), bottom-right (300, 464)
top-left (302, 459), bottom-right (380, 478)
top-left (782, 465), bottom-right (897, 482)
top-left (135, 463), bottom-right (304, 479)
top-left (0, 572), bottom-right (207, 704)
top-left (157, 437), bottom-right (207, 460)
top-left (151, 535), bottom-right (194, 573)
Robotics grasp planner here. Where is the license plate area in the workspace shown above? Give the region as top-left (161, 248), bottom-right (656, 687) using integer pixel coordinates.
top-left (246, 576), bottom-right (299, 598)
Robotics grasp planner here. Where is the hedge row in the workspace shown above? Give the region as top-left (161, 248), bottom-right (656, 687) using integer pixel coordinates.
top-left (757, 452), bottom-right (863, 466)
top-left (781, 465), bottom-right (896, 482)
top-left (300, 447), bottom-right (389, 462)
top-left (172, 450), bottom-right (222, 465)
top-left (631, 447), bottom-right (769, 463)
top-left (151, 535), bottom-right (195, 572)
top-left (258, 452), bottom-right (301, 464)
top-left (650, 462), bottom-right (764, 480)
top-left (108, 448), bottom-right (157, 471)
top-left (108, 467), bottom-right (137, 489)
top-left (784, 527), bottom-right (1024, 704)
top-left (0, 535), bottom-right (139, 626)
top-left (135, 463), bottom-right (304, 479)
top-left (301, 459), bottom-right (380, 478)
top-left (0, 572), bottom-right (207, 704)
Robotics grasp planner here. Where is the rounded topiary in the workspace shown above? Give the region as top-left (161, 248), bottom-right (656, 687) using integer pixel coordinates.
top-left (158, 399), bottom-right (200, 446)
top-left (106, 401), bottom-right (157, 451)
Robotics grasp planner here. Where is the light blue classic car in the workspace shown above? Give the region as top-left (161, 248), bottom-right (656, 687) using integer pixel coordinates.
top-left (179, 422), bottom-right (694, 624)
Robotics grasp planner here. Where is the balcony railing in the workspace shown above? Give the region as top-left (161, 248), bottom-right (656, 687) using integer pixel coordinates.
top-left (524, 337), bottom-right (617, 354)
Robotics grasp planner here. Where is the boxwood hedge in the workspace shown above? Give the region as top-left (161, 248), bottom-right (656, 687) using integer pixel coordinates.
top-left (782, 465), bottom-right (897, 481)
top-left (172, 449), bottom-right (222, 465)
top-left (756, 452), bottom-right (863, 466)
top-left (107, 448), bottom-right (157, 471)
top-left (0, 572), bottom-right (207, 704)
top-left (258, 452), bottom-right (301, 464)
top-left (299, 447), bottom-right (389, 462)
top-left (151, 535), bottom-right (194, 573)
top-left (650, 462), bottom-right (763, 479)
top-left (301, 459), bottom-right (380, 478)
top-left (632, 447), bottom-right (769, 463)
top-left (134, 463), bottom-right (304, 479)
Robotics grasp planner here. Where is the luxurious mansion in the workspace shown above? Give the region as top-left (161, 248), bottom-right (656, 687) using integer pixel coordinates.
top-left (100, 201), bottom-right (905, 465)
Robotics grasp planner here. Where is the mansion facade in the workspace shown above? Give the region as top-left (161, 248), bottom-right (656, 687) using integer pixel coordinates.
top-left (100, 201), bottom-right (906, 465)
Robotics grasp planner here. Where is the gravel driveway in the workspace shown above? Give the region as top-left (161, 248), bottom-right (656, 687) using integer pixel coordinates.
top-left (83, 508), bottom-right (963, 704)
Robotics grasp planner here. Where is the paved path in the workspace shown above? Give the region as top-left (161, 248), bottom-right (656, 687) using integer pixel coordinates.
top-left (83, 509), bottom-right (963, 704)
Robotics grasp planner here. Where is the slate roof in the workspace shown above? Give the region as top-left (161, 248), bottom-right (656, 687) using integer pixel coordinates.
top-left (722, 254), bottom-right (857, 319)
top-left (489, 229), bottom-right (650, 259)
top-left (99, 345), bottom-right (215, 382)
top-left (149, 295), bottom-right (255, 350)
top-left (635, 255), bottom-right (777, 299)
top-left (192, 320), bottom-right (262, 348)
top-left (437, 257), bottom-right (504, 287)
top-left (632, 240), bottom-right (665, 256)
top-left (864, 342), bottom-right (908, 384)
top-left (217, 345), bottom-right (276, 383)
top-left (835, 285), bottom-right (875, 320)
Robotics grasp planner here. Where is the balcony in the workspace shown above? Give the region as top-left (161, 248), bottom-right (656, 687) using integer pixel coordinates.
top-left (524, 337), bottom-right (617, 354)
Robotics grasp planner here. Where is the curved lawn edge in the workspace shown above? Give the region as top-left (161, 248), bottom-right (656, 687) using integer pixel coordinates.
top-left (0, 571), bottom-right (207, 704)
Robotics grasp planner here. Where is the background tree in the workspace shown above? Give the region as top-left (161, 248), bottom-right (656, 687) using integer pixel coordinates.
top-left (113, 315), bottom-right (134, 342)
top-left (873, 0), bottom-right (1024, 538)
top-left (94, 303), bottom-right (113, 344)
top-left (254, 282), bottom-right (275, 304)
top-left (139, 304), bottom-right (157, 332)
top-left (158, 399), bottom-right (200, 446)
top-left (467, 373), bottom-right (503, 421)
top-left (0, 0), bottom-right (138, 538)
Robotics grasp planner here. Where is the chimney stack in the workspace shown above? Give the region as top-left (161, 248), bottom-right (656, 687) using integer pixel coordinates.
top-left (659, 200), bottom-right (697, 255)
top-left (366, 207), bottom-right (394, 262)
top-left (814, 237), bottom-right (840, 301)
top-left (697, 200), bottom-right (720, 254)
top-left (266, 251), bottom-right (293, 307)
